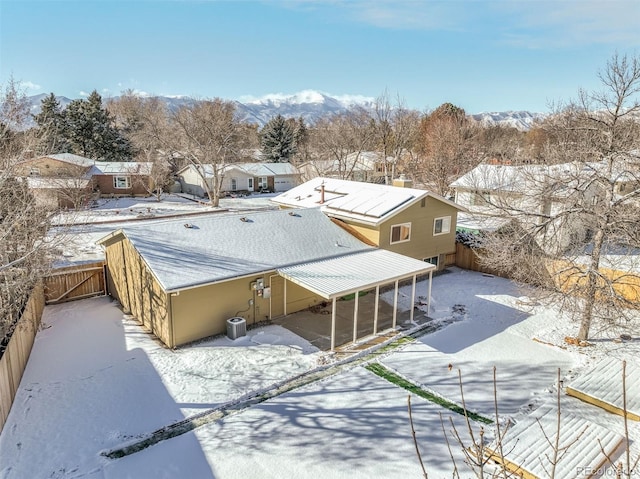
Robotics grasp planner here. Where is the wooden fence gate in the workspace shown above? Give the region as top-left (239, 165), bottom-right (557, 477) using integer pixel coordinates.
top-left (44, 261), bottom-right (107, 304)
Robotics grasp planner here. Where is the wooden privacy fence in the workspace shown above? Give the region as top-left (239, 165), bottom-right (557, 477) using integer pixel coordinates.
top-left (0, 283), bottom-right (45, 434)
top-left (43, 261), bottom-right (106, 304)
top-left (1, 262), bottom-right (106, 434)
top-left (454, 242), bottom-right (503, 276)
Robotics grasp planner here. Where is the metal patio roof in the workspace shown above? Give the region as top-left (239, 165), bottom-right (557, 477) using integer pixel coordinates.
top-left (277, 249), bottom-right (436, 299)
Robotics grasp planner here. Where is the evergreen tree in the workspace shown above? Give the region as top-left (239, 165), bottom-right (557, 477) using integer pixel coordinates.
top-left (33, 93), bottom-right (69, 154)
top-left (63, 90), bottom-right (132, 161)
top-left (260, 114), bottom-right (297, 163)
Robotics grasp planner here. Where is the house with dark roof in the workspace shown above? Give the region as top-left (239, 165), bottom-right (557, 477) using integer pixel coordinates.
top-left (98, 208), bottom-right (435, 349)
top-left (272, 177), bottom-right (464, 270)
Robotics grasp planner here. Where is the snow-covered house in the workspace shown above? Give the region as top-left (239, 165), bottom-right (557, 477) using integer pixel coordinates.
top-left (13, 154), bottom-right (155, 207)
top-left (92, 161), bottom-right (153, 197)
top-left (272, 177), bottom-right (464, 270)
top-left (450, 163), bottom-right (605, 249)
top-left (298, 151), bottom-right (395, 183)
top-left (176, 162), bottom-right (301, 197)
top-left (98, 208), bottom-right (435, 349)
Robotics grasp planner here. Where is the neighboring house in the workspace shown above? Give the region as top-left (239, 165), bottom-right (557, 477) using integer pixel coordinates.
top-left (13, 154), bottom-right (156, 208)
top-left (272, 177), bottom-right (463, 270)
top-left (14, 153), bottom-right (96, 208)
top-left (97, 208), bottom-right (435, 349)
top-left (450, 162), bottom-right (605, 250)
top-left (298, 151), bottom-right (394, 183)
top-left (93, 161), bottom-right (153, 197)
top-left (177, 162), bottom-right (301, 197)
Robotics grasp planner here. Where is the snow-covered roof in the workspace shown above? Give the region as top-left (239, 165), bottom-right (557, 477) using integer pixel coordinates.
top-left (41, 153), bottom-right (95, 167)
top-left (278, 249), bottom-right (435, 299)
top-left (272, 177), bottom-right (462, 225)
top-left (93, 162), bottom-right (153, 175)
top-left (451, 161), bottom-right (625, 194)
top-left (455, 212), bottom-right (508, 233)
top-left (98, 208), bottom-right (372, 292)
top-left (566, 357), bottom-right (640, 419)
top-left (488, 404), bottom-right (625, 479)
top-left (178, 162), bottom-right (300, 178)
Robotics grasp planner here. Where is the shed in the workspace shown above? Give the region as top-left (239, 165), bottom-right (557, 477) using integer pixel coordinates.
top-left (566, 357), bottom-right (640, 421)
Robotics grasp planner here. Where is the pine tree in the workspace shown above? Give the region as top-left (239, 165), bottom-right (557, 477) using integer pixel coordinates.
top-left (33, 93), bottom-right (69, 154)
top-left (63, 90), bottom-right (132, 161)
top-left (260, 114), bottom-right (297, 163)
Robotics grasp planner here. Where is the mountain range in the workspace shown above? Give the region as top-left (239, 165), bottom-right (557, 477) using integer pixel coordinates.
top-left (26, 90), bottom-right (545, 131)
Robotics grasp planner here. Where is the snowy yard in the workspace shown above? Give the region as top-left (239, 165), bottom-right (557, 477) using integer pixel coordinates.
top-left (1, 268), bottom-right (639, 478)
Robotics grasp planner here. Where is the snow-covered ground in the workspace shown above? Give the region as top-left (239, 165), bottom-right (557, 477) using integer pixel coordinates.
top-left (1, 268), bottom-right (639, 478)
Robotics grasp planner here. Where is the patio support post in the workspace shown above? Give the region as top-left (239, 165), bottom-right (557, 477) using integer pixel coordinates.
top-left (410, 275), bottom-right (416, 323)
top-left (373, 285), bottom-right (380, 334)
top-left (330, 297), bottom-right (337, 351)
top-left (352, 290), bottom-right (359, 344)
top-left (284, 279), bottom-right (287, 316)
top-left (392, 279), bottom-right (399, 329)
top-left (427, 270), bottom-right (433, 317)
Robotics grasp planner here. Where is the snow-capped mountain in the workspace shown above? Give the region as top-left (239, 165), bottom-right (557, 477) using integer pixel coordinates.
top-left (471, 111), bottom-right (546, 131)
top-left (24, 90), bottom-right (544, 130)
top-left (234, 90), bottom-right (376, 125)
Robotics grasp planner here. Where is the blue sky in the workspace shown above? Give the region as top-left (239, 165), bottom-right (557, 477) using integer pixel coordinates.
top-left (1, 0), bottom-right (639, 113)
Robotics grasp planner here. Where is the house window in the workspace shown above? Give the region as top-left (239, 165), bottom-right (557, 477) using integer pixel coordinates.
top-left (433, 216), bottom-right (451, 235)
top-left (231, 178), bottom-right (237, 191)
top-left (424, 256), bottom-right (438, 266)
top-left (113, 176), bottom-right (131, 189)
top-left (29, 167), bottom-right (40, 176)
top-left (258, 177), bottom-right (268, 189)
top-left (390, 223), bottom-right (411, 244)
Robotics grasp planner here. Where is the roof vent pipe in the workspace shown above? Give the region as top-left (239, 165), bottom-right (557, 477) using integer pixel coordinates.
top-left (320, 181), bottom-right (325, 204)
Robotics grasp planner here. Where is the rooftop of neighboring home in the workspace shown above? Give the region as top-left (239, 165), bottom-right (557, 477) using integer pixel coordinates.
top-left (97, 208), bottom-right (372, 292)
top-left (272, 177), bottom-right (463, 225)
top-left (93, 162), bottom-right (153, 175)
top-left (298, 151), bottom-right (395, 173)
top-left (42, 153), bottom-right (96, 168)
top-left (178, 162), bottom-right (300, 177)
top-left (450, 160), bottom-right (637, 194)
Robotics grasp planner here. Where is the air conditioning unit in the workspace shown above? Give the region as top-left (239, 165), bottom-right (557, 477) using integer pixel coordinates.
top-left (226, 317), bottom-right (247, 340)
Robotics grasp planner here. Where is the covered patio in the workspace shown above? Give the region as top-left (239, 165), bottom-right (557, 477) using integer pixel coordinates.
top-left (276, 249), bottom-right (435, 351)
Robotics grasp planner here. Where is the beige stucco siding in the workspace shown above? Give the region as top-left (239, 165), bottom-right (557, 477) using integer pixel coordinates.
top-left (341, 223), bottom-right (380, 245)
top-left (169, 273), bottom-right (324, 346)
top-left (378, 198), bottom-right (457, 262)
top-left (170, 274), bottom-right (271, 346)
top-left (104, 237), bottom-right (172, 346)
top-left (284, 280), bottom-right (325, 313)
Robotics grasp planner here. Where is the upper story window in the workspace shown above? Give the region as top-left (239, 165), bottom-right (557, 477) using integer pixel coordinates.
top-left (113, 176), bottom-right (131, 189)
top-left (390, 223), bottom-right (411, 244)
top-left (29, 167), bottom-right (41, 176)
top-left (433, 216), bottom-right (451, 236)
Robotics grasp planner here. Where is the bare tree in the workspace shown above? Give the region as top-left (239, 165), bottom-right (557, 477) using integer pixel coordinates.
top-left (307, 107), bottom-right (375, 180)
top-left (415, 103), bottom-right (479, 197)
top-left (475, 53), bottom-right (640, 341)
top-left (170, 98), bottom-right (244, 206)
top-left (372, 90), bottom-right (419, 184)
